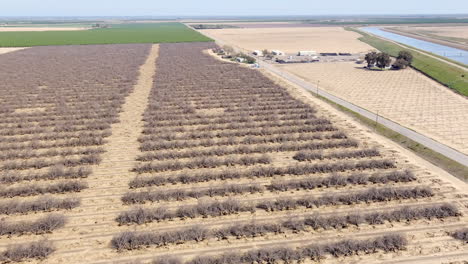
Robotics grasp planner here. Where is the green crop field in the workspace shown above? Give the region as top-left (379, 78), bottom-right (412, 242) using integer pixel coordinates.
top-left (347, 27), bottom-right (468, 97)
top-left (0, 23), bottom-right (212, 47)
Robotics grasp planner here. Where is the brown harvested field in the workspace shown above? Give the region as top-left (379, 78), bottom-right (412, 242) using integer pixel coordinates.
top-left (0, 42), bottom-right (467, 264)
top-left (203, 27), bottom-right (374, 53)
top-left (278, 62), bottom-right (468, 155)
top-left (0, 27), bottom-right (88, 32)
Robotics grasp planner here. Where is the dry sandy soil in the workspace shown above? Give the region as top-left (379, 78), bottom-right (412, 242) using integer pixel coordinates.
top-left (188, 22), bottom-right (295, 25)
top-left (0, 47), bottom-right (27, 55)
top-left (387, 26), bottom-right (468, 49)
top-left (0, 27), bottom-right (88, 32)
top-left (187, 22), bottom-right (321, 28)
top-left (203, 27), bottom-right (374, 54)
top-left (392, 26), bottom-right (468, 40)
top-left (279, 62), bottom-right (468, 155)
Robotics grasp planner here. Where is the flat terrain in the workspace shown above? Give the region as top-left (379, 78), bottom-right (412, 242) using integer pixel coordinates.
top-left (390, 26), bottom-right (468, 47)
top-left (0, 42), bottom-right (466, 264)
top-left (380, 27), bottom-right (468, 53)
top-left (203, 27), bottom-right (373, 53)
top-left (348, 28), bottom-right (468, 96)
top-left (188, 22), bottom-right (324, 28)
top-left (0, 23), bottom-right (212, 47)
top-left (0, 27), bottom-right (88, 32)
top-left (279, 62), bottom-right (468, 155)
top-left (0, 47), bottom-right (26, 55)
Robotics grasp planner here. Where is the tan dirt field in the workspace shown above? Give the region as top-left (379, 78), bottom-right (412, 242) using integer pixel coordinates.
top-left (0, 27), bottom-right (88, 32)
top-left (203, 27), bottom-right (374, 53)
top-left (187, 21), bottom-right (294, 25)
top-left (278, 62), bottom-right (468, 155)
top-left (0, 47), bottom-right (27, 55)
top-left (384, 26), bottom-right (468, 50)
top-left (392, 26), bottom-right (468, 40)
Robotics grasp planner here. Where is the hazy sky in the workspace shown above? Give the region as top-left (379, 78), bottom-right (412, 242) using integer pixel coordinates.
top-left (2, 0), bottom-right (468, 16)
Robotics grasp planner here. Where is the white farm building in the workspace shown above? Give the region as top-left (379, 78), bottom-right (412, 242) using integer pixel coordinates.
top-left (271, 50), bottom-right (284, 55)
top-left (298, 50), bottom-right (317, 56)
top-left (252, 50), bottom-right (262, 56)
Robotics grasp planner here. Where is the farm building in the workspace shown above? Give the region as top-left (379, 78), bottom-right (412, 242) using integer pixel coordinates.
top-left (271, 50), bottom-right (284, 55)
top-left (236, 57), bottom-right (246, 63)
top-left (298, 50), bottom-right (317, 56)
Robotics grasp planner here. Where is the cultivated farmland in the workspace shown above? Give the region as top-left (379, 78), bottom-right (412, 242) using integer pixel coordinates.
top-left (0, 44), bottom-right (152, 263)
top-left (70, 42), bottom-right (468, 263)
top-left (0, 23), bottom-right (212, 47)
top-left (278, 61), bottom-right (468, 156)
top-left (0, 40), bottom-right (466, 264)
top-left (0, 27), bottom-right (88, 32)
top-left (388, 25), bottom-right (468, 48)
top-left (202, 27), bottom-right (373, 53)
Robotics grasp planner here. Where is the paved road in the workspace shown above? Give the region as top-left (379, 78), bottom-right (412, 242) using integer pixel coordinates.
top-left (197, 27), bottom-right (468, 168)
top-left (259, 61), bottom-right (468, 167)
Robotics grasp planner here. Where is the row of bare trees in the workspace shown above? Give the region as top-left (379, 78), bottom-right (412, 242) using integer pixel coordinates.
top-left (113, 203), bottom-right (457, 250)
top-left (0, 44), bottom-right (152, 262)
top-left (123, 170), bottom-right (415, 204)
top-left (130, 158), bottom-right (395, 189)
top-left (116, 186), bottom-right (433, 225)
top-left (116, 43), bottom-right (447, 263)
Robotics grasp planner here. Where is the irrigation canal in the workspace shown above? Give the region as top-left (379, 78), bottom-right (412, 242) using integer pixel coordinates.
top-left (361, 27), bottom-right (468, 65)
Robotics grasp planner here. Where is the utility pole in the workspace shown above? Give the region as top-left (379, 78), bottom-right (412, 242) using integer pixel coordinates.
top-left (316, 80), bottom-right (320, 96)
top-left (375, 110), bottom-right (379, 130)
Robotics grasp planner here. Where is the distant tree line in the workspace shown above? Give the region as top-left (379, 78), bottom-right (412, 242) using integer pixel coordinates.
top-left (91, 23), bottom-right (110, 28)
top-left (364, 50), bottom-right (413, 70)
top-left (191, 24), bottom-right (239, 30)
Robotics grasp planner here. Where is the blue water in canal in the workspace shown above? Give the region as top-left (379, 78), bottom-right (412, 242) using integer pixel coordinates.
top-left (360, 27), bottom-right (468, 65)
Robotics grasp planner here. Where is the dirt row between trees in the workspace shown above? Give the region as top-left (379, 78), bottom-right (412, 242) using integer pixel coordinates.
top-left (40, 44), bottom-right (159, 264)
